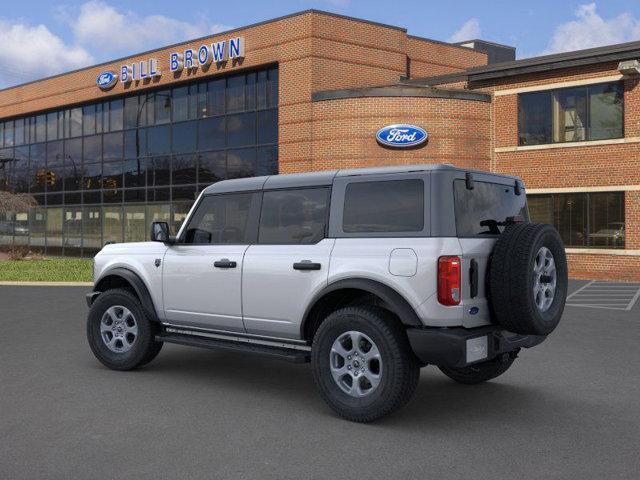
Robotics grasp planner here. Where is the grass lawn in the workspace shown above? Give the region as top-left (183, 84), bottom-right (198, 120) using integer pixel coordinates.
top-left (0, 258), bottom-right (93, 282)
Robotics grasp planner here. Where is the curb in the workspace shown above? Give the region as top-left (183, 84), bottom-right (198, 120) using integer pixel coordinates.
top-left (0, 281), bottom-right (93, 287)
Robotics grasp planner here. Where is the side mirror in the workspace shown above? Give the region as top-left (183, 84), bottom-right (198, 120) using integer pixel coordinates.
top-left (151, 221), bottom-right (171, 243)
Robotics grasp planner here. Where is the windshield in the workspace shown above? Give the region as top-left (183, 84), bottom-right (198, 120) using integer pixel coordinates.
top-left (454, 179), bottom-right (529, 236)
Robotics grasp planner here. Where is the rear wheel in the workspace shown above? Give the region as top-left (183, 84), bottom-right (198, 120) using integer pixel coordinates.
top-left (87, 289), bottom-right (162, 371)
top-left (439, 353), bottom-right (516, 385)
top-left (312, 306), bottom-right (419, 423)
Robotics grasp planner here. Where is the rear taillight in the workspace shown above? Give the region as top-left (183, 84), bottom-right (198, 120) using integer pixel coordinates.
top-left (438, 256), bottom-right (461, 306)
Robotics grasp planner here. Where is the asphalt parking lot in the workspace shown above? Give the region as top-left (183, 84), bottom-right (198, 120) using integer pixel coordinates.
top-left (1, 281), bottom-right (639, 480)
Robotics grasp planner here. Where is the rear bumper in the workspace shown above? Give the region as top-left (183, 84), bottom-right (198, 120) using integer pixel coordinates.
top-left (407, 325), bottom-right (546, 368)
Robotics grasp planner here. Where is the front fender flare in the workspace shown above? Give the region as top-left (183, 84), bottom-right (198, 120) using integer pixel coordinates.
top-left (93, 267), bottom-right (158, 322)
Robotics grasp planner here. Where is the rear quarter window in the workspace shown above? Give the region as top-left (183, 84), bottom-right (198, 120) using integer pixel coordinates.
top-left (454, 179), bottom-right (528, 236)
top-left (343, 179), bottom-right (424, 233)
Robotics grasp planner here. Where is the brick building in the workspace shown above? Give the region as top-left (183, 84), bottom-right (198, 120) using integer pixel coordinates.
top-left (0, 10), bottom-right (637, 280)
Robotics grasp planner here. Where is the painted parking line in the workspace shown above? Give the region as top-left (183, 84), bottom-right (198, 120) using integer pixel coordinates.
top-left (566, 281), bottom-right (640, 311)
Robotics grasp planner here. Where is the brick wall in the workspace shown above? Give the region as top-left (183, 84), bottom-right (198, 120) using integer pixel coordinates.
top-left (297, 95), bottom-right (491, 173)
top-left (406, 37), bottom-right (487, 79)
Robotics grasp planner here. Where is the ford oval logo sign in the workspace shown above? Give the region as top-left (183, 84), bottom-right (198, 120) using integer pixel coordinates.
top-left (96, 71), bottom-right (118, 90)
top-left (376, 124), bottom-right (428, 148)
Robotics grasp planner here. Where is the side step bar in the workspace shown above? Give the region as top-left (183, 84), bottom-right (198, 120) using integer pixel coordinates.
top-left (156, 332), bottom-right (311, 363)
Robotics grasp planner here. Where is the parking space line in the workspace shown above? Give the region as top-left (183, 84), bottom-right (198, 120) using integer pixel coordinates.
top-left (626, 287), bottom-right (640, 311)
top-left (566, 280), bottom-right (595, 301)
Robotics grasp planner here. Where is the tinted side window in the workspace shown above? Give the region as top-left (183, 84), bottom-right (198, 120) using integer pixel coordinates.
top-left (259, 188), bottom-right (329, 244)
top-left (343, 180), bottom-right (424, 233)
top-left (454, 180), bottom-right (529, 236)
top-left (183, 193), bottom-right (253, 244)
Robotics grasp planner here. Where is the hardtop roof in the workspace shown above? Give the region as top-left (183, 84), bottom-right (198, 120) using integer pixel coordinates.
top-left (202, 164), bottom-right (521, 195)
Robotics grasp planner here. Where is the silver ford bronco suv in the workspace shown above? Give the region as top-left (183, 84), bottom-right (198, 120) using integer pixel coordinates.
top-left (86, 164), bottom-right (567, 422)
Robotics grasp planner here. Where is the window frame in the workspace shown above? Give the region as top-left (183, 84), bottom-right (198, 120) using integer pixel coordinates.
top-left (517, 81), bottom-right (624, 146)
top-left (329, 173), bottom-right (431, 238)
top-left (176, 191), bottom-right (261, 246)
top-left (257, 186), bottom-right (331, 245)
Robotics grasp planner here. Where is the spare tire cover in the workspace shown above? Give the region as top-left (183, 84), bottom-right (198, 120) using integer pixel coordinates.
top-left (489, 223), bottom-right (568, 335)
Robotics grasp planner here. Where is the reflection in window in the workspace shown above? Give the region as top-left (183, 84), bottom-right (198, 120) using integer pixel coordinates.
top-left (183, 194), bottom-right (252, 244)
top-left (519, 82), bottom-right (623, 145)
top-left (226, 75), bottom-right (245, 113)
top-left (125, 205), bottom-right (146, 242)
top-left (29, 207), bottom-right (46, 249)
top-left (103, 132), bottom-right (123, 160)
top-left (110, 100), bottom-right (124, 131)
top-left (528, 192), bottom-right (625, 248)
top-left (344, 180), bottom-right (424, 233)
top-left (0, 66), bottom-right (278, 255)
top-left (172, 154), bottom-right (197, 185)
top-left (198, 151), bottom-right (226, 184)
top-left (227, 112), bottom-right (256, 147)
top-left (103, 206), bottom-right (123, 244)
top-left (198, 117), bottom-right (225, 150)
top-left (83, 206), bottom-right (102, 253)
top-left (154, 91), bottom-right (171, 124)
top-left (147, 125), bottom-right (171, 155)
top-left (228, 148), bottom-right (256, 179)
top-left (172, 121), bottom-right (197, 153)
top-left (259, 188), bottom-right (329, 244)
top-left (64, 207), bottom-right (83, 253)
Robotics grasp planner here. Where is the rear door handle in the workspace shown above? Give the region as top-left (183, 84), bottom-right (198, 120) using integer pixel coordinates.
top-left (214, 258), bottom-right (237, 269)
top-left (293, 261), bottom-right (321, 271)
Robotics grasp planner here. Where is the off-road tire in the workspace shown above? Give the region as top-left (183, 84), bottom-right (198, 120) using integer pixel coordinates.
top-left (87, 288), bottom-right (162, 371)
top-left (312, 306), bottom-right (419, 423)
top-left (489, 223), bottom-right (567, 335)
top-left (439, 354), bottom-right (516, 385)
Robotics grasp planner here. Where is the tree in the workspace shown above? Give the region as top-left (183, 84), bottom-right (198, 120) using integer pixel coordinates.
top-left (0, 191), bottom-right (37, 215)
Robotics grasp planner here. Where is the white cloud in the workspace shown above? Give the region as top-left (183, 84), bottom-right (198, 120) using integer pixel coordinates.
top-left (0, 20), bottom-right (93, 88)
top-left (542, 3), bottom-right (640, 54)
top-left (71, 1), bottom-right (232, 55)
top-left (0, 1), bottom-right (233, 88)
top-left (448, 18), bottom-right (481, 43)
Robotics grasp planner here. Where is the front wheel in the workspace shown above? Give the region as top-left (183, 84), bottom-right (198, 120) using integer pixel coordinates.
top-left (312, 307), bottom-right (419, 423)
top-left (87, 288), bottom-right (163, 371)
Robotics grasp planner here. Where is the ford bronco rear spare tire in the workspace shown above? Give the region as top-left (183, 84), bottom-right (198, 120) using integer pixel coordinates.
top-left (489, 223), bottom-right (567, 335)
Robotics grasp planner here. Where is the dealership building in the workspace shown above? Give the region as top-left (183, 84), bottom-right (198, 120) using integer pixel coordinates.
top-left (0, 10), bottom-right (638, 280)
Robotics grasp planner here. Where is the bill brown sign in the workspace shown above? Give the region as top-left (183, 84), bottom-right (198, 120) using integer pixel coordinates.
top-left (97, 36), bottom-right (246, 89)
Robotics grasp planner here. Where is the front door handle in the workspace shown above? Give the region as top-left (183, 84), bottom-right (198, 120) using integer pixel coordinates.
top-left (214, 258), bottom-right (237, 269)
top-left (293, 261), bottom-right (321, 271)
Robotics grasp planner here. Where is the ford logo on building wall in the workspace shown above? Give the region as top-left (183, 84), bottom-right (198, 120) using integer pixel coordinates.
top-left (376, 124), bottom-right (428, 148)
top-left (96, 71), bottom-right (118, 90)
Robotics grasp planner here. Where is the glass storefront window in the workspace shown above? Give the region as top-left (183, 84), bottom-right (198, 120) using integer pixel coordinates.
top-left (29, 207), bottom-right (46, 250)
top-left (172, 121), bottom-right (197, 153)
top-left (83, 206), bottom-right (102, 254)
top-left (0, 66), bottom-right (278, 256)
top-left (124, 205), bottom-right (146, 242)
top-left (46, 207), bottom-right (63, 255)
top-left (103, 206), bottom-right (123, 244)
top-left (64, 207), bottom-right (83, 254)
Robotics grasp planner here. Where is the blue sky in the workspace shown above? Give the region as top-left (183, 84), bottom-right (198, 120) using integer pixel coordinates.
top-left (2, 1), bottom-right (640, 88)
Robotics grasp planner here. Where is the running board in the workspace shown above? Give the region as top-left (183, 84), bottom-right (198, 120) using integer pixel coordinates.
top-left (156, 332), bottom-right (311, 363)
